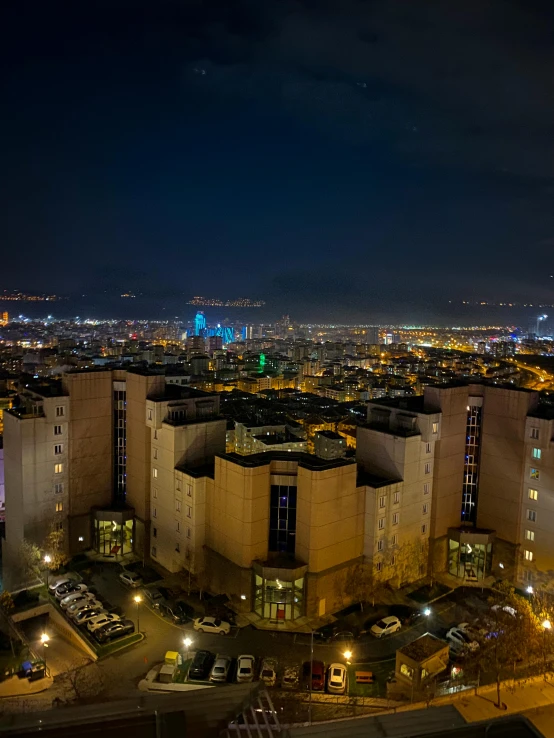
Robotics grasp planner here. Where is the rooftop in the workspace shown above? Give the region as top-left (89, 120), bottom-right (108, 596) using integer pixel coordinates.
top-left (315, 430), bottom-right (344, 440)
top-left (147, 384), bottom-right (215, 401)
top-left (217, 450), bottom-right (356, 472)
top-left (398, 632), bottom-right (448, 662)
top-left (357, 469), bottom-right (402, 488)
top-left (175, 461), bottom-right (216, 479)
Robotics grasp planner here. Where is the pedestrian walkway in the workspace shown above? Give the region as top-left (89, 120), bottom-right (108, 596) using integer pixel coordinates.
top-left (0, 674), bottom-right (53, 698)
top-left (453, 675), bottom-right (554, 724)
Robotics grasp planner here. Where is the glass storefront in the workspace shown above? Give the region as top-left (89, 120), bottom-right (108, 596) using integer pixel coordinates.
top-left (253, 566), bottom-right (306, 621)
top-left (448, 529), bottom-right (493, 581)
top-left (93, 509), bottom-right (134, 558)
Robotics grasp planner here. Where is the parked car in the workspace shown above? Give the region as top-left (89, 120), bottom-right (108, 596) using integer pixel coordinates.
top-left (193, 616), bottom-right (231, 635)
top-left (119, 571), bottom-right (143, 588)
top-left (370, 616), bottom-right (401, 638)
top-left (48, 576), bottom-right (75, 593)
top-left (188, 650), bottom-right (215, 680)
top-left (87, 613), bottom-right (121, 633)
top-left (446, 627), bottom-right (479, 653)
top-left (491, 604), bottom-right (517, 618)
top-left (60, 591), bottom-right (96, 609)
top-left (260, 658), bottom-right (277, 687)
top-left (210, 655), bottom-right (232, 683)
top-left (55, 582), bottom-right (88, 600)
top-left (72, 606), bottom-right (104, 625)
top-left (237, 655), bottom-right (256, 683)
top-left (327, 663), bottom-right (347, 694)
top-left (282, 665), bottom-right (300, 690)
top-left (159, 601), bottom-right (195, 625)
top-left (389, 605), bottom-right (423, 626)
top-left (96, 620), bottom-right (135, 643)
top-left (302, 660), bottom-right (325, 691)
top-left (142, 587), bottom-right (165, 608)
top-left (66, 598), bottom-right (102, 616)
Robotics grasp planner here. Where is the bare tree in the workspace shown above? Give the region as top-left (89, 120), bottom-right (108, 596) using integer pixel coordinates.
top-left (59, 659), bottom-right (108, 702)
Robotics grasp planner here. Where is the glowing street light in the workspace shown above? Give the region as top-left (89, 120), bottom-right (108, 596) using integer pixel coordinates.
top-left (183, 636), bottom-right (192, 660)
top-left (134, 594), bottom-right (142, 634)
top-left (543, 620), bottom-right (551, 630)
top-left (40, 633), bottom-right (49, 671)
top-left (527, 586), bottom-right (534, 594)
top-left (424, 608), bottom-right (431, 617)
top-left (542, 620), bottom-right (551, 680)
top-left (43, 554), bottom-right (52, 587)
top-left (343, 650), bottom-right (353, 664)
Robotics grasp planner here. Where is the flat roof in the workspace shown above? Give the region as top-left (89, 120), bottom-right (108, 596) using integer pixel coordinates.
top-left (217, 451), bottom-right (356, 471)
top-left (398, 633), bottom-right (448, 661)
top-left (147, 384), bottom-right (215, 401)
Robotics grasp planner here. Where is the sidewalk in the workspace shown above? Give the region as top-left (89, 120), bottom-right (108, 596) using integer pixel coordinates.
top-left (453, 675), bottom-right (554, 727)
top-left (0, 675), bottom-right (53, 698)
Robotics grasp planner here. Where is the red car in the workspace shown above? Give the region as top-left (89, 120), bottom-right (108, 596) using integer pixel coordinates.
top-left (302, 660), bottom-right (325, 691)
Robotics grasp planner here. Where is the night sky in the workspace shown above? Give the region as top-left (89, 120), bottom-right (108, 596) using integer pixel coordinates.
top-left (2, 0), bottom-right (554, 322)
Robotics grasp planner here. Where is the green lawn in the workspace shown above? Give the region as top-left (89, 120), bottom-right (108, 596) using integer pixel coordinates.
top-left (97, 632), bottom-right (143, 658)
top-left (347, 660), bottom-right (394, 698)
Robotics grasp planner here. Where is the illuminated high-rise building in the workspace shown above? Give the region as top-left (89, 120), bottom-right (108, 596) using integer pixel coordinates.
top-left (194, 311), bottom-right (206, 336)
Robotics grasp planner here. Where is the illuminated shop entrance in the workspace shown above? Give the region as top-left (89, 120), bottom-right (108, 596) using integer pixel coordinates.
top-left (93, 508), bottom-right (135, 557)
top-left (253, 562), bottom-right (307, 622)
top-left (448, 528), bottom-right (494, 581)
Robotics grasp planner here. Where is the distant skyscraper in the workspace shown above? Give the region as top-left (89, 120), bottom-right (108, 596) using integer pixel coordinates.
top-left (366, 326), bottom-right (379, 344)
top-left (194, 311), bottom-right (206, 336)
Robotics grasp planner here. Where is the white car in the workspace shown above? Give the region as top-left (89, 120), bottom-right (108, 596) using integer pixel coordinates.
top-left (119, 571), bottom-right (143, 588)
top-left (71, 606), bottom-right (105, 625)
top-left (55, 582), bottom-right (88, 600)
top-left (446, 627), bottom-right (479, 653)
top-left (66, 598), bottom-right (102, 617)
top-left (87, 613), bottom-right (121, 633)
top-left (370, 616), bottom-right (401, 638)
top-left (48, 576), bottom-right (75, 593)
top-left (60, 591), bottom-right (96, 609)
top-left (327, 663), bottom-right (347, 694)
top-left (236, 654), bottom-right (255, 683)
top-left (193, 616), bottom-right (231, 635)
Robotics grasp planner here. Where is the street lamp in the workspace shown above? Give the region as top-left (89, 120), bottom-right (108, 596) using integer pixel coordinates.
top-left (424, 607), bottom-right (431, 617)
top-left (343, 650), bottom-right (353, 664)
top-left (43, 555), bottom-right (51, 588)
top-left (183, 636), bottom-right (192, 661)
top-left (40, 633), bottom-right (49, 671)
top-left (134, 594), bottom-right (142, 634)
top-left (527, 586), bottom-right (534, 594)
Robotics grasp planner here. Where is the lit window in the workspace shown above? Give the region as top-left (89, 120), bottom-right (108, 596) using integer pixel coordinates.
top-left (529, 488), bottom-right (538, 501)
top-left (54, 444), bottom-right (63, 455)
top-left (425, 443), bottom-right (431, 454)
top-left (151, 546), bottom-right (157, 558)
top-left (527, 509), bottom-right (537, 522)
top-left (424, 462), bottom-right (431, 474)
top-left (421, 524), bottom-right (427, 534)
top-left (152, 468), bottom-right (158, 478)
top-left (392, 534), bottom-right (398, 546)
top-left (378, 517), bottom-right (385, 530)
top-left (176, 500), bottom-right (181, 512)
top-left (379, 496), bottom-right (386, 509)
top-left (531, 428), bottom-right (539, 440)
top-left (423, 482), bottom-right (430, 495)
top-left (393, 491), bottom-right (400, 504)
top-left (54, 483), bottom-right (63, 495)
top-left (54, 463), bottom-right (63, 474)
top-left (55, 406), bottom-right (65, 417)
top-left (525, 530), bottom-right (535, 542)
top-left (54, 425), bottom-right (62, 436)
top-left (377, 539), bottom-right (384, 552)
top-left (524, 550), bottom-right (533, 561)
top-left (432, 422), bottom-right (439, 434)
top-left (376, 562), bottom-right (382, 572)
top-left (400, 663), bottom-right (414, 680)
top-left (532, 448), bottom-right (542, 460)
top-left (423, 503), bottom-right (429, 515)
top-left (55, 501), bottom-right (63, 513)
top-left (392, 512), bottom-right (399, 525)
top-left (530, 468), bottom-right (540, 480)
